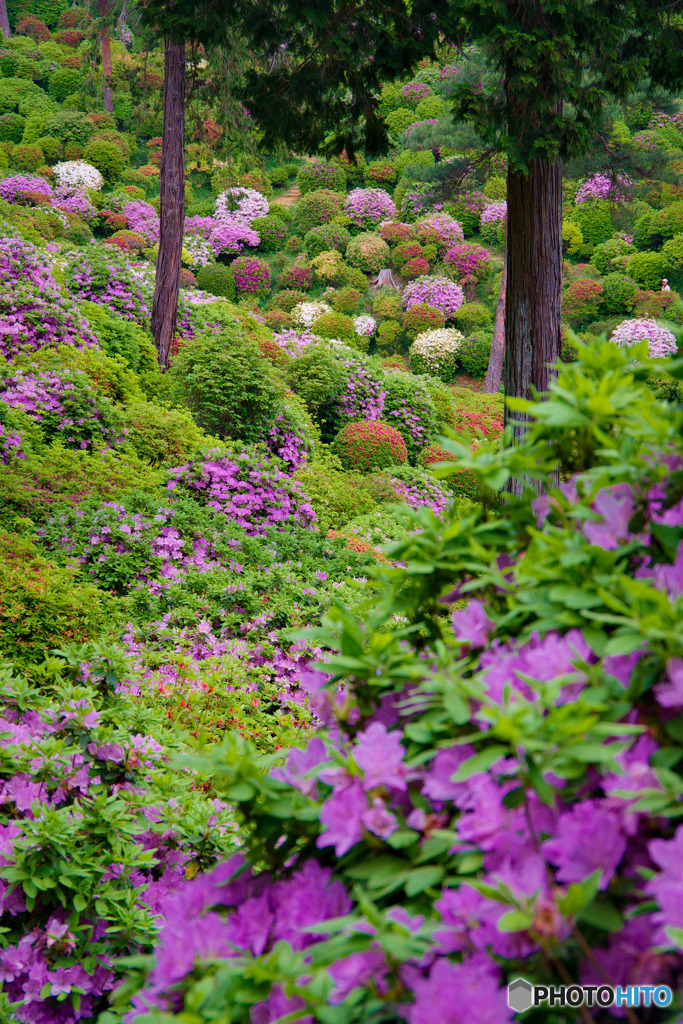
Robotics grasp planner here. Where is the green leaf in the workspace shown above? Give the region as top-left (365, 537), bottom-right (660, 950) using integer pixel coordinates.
top-left (578, 901), bottom-right (624, 932)
top-left (451, 745), bottom-right (509, 781)
top-left (404, 866), bottom-right (445, 896)
top-left (498, 910), bottom-right (534, 932)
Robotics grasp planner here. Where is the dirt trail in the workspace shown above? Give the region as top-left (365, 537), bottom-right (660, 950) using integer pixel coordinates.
top-left (273, 184), bottom-right (300, 208)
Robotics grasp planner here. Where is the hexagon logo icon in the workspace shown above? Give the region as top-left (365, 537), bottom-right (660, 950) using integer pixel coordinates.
top-left (508, 978), bottom-right (533, 1013)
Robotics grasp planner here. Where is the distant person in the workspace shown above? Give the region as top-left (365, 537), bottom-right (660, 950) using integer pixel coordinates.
top-left (662, 278), bottom-right (671, 291)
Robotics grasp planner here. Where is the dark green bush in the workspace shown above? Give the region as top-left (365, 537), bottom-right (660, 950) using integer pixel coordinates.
top-left (0, 112), bottom-right (26, 143)
top-left (168, 322), bottom-right (281, 443)
top-left (195, 263), bottom-right (237, 301)
top-left (10, 141), bottom-right (43, 170)
top-left (286, 346), bottom-right (347, 416)
top-left (458, 332), bottom-right (492, 378)
top-left (312, 311), bottom-right (356, 343)
top-left (48, 67), bottom-right (82, 102)
top-left (601, 272), bottom-right (639, 315)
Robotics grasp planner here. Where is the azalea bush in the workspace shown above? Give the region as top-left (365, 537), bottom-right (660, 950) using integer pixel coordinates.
top-left (0, 236), bottom-right (98, 361)
top-left (409, 327), bottom-right (465, 382)
top-left (101, 339), bottom-right (683, 1024)
top-left (610, 317), bottom-right (679, 357)
top-left (0, 648), bottom-right (238, 1024)
top-left (332, 419), bottom-right (408, 471)
top-left (402, 275), bottom-right (464, 319)
top-left (343, 188), bottom-right (396, 229)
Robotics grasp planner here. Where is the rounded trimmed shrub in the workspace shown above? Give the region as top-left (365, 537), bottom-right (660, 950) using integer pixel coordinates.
top-left (10, 143), bottom-right (43, 172)
top-left (568, 199), bottom-right (613, 251)
top-left (270, 289), bottom-right (309, 312)
top-left (443, 242), bottom-right (491, 282)
top-left (311, 311), bottom-right (356, 343)
top-left (331, 286), bottom-right (363, 315)
top-left (662, 232), bottom-right (683, 274)
top-left (345, 232), bottom-right (391, 274)
top-left (626, 250), bottom-right (667, 291)
top-left (562, 279), bottom-right (605, 327)
top-left (296, 162), bottom-right (346, 195)
top-left (458, 332), bottom-right (493, 378)
top-left (376, 319), bottom-right (402, 352)
top-left (250, 215), bottom-right (287, 252)
top-left (332, 420), bottom-right (408, 472)
top-left (453, 302), bottom-right (494, 333)
top-left (83, 138), bottom-right (125, 185)
top-left (601, 273), bottom-right (639, 315)
top-left (195, 262), bottom-right (237, 300)
top-left (403, 302), bottom-right (446, 340)
top-left (303, 223), bottom-right (350, 258)
top-left (0, 113), bottom-right (26, 144)
top-left (409, 327), bottom-right (465, 382)
top-left (231, 255), bottom-right (270, 296)
top-left (393, 241), bottom-right (424, 269)
top-left (382, 370), bottom-right (439, 461)
top-left (402, 256), bottom-right (431, 280)
top-left (590, 236), bottom-right (637, 275)
top-left (365, 159), bottom-right (397, 186)
top-left (293, 188), bottom-right (345, 232)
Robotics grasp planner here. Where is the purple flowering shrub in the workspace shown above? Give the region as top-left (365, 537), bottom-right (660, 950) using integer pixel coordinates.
top-left (167, 450), bottom-right (317, 536)
top-left (0, 651), bottom-right (238, 1024)
top-left (111, 340), bottom-right (683, 1024)
top-left (402, 274), bottom-right (464, 319)
top-left (343, 188), bottom-right (396, 229)
top-left (123, 200), bottom-right (160, 245)
top-left (230, 255), bottom-right (270, 296)
top-left (0, 370), bottom-right (123, 451)
top-left (443, 242), bottom-right (491, 282)
top-left (262, 393), bottom-right (319, 473)
top-left (0, 423), bottom-right (26, 464)
top-left (381, 369), bottom-right (440, 462)
top-left (0, 236), bottom-right (99, 361)
top-left (38, 498), bottom-right (241, 596)
top-left (381, 464), bottom-right (452, 516)
top-left (63, 246), bottom-right (150, 326)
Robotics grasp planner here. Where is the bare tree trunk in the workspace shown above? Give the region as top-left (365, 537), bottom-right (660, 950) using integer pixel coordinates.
top-left (99, 0), bottom-right (114, 113)
top-left (504, 159), bottom-right (562, 496)
top-left (0, 0), bottom-right (11, 38)
top-left (484, 235), bottom-right (507, 394)
top-left (151, 38), bottom-right (186, 368)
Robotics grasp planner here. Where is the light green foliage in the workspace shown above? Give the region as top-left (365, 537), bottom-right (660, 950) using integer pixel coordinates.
top-left (48, 67), bottom-right (82, 103)
top-left (483, 174), bottom-right (506, 200)
top-left (569, 199), bottom-right (613, 251)
top-left (312, 311), bottom-right (356, 343)
top-left (662, 232), bottom-right (683, 273)
top-left (590, 236), bottom-right (637, 274)
top-left (415, 96), bottom-right (445, 120)
top-left (0, 532), bottom-right (118, 664)
top-left (394, 147), bottom-right (435, 177)
top-left (121, 400), bottom-right (210, 466)
top-left (601, 272), bottom-right (638, 314)
top-left (286, 345), bottom-right (347, 419)
top-left (562, 218), bottom-right (584, 255)
top-left (83, 138), bottom-right (126, 184)
top-left (384, 107), bottom-right (417, 137)
top-left (626, 250), bottom-right (667, 290)
top-left (295, 458), bottom-right (376, 530)
top-left (81, 303), bottom-right (157, 375)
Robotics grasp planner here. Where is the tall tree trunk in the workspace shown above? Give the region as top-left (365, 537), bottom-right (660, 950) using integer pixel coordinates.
top-left (0, 0), bottom-right (11, 38)
top-left (151, 39), bottom-right (186, 368)
top-left (484, 234), bottom-right (507, 394)
top-left (99, 0), bottom-right (114, 113)
top-left (504, 158), bottom-right (562, 495)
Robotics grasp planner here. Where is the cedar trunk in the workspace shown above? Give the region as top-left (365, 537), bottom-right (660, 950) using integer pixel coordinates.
top-left (151, 39), bottom-right (186, 368)
top-left (0, 0), bottom-right (11, 38)
top-left (484, 233), bottom-right (507, 394)
top-left (99, 0), bottom-right (114, 113)
top-left (504, 159), bottom-right (562, 494)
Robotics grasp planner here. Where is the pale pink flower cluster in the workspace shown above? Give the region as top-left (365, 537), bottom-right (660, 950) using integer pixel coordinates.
top-left (611, 318), bottom-right (678, 358)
